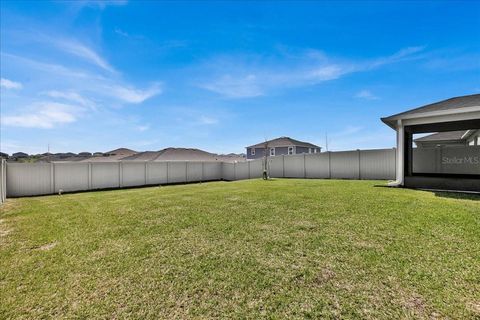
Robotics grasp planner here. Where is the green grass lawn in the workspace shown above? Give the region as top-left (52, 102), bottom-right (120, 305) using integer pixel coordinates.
top-left (1, 179), bottom-right (479, 319)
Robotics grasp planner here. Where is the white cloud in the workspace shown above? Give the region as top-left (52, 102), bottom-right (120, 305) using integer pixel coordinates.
top-left (2, 102), bottom-right (81, 129)
top-left (108, 83), bottom-right (162, 103)
top-left (198, 46), bottom-right (425, 98)
top-left (0, 78), bottom-right (23, 89)
top-left (52, 39), bottom-right (116, 73)
top-left (43, 90), bottom-right (96, 109)
top-left (136, 124), bottom-right (150, 132)
top-left (114, 28), bottom-right (130, 37)
top-left (355, 90), bottom-right (379, 100)
top-left (367, 46), bottom-right (426, 69)
top-left (198, 116), bottom-right (218, 125)
top-left (200, 74), bottom-right (263, 98)
top-left (1, 52), bottom-right (96, 79)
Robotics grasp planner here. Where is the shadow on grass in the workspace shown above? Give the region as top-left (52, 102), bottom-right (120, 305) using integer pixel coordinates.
top-left (434, 191), bottom-right (480, 201)
top-left (373, 184), bottom-right (480, 201)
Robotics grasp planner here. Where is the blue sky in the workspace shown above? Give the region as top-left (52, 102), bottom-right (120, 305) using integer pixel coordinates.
top-left (1, 1), bottom-right (479, 154)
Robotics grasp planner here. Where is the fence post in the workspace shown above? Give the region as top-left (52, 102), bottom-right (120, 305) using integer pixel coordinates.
top-left (282, 155), bottom-right (285, 178)
top-left (328, 152), bottom-right (331, 179)
top-left (119, 162), bottom-right (123, 188)
top-left (145, 161), bottom-right (148, 185)
top-left (358, 149), bottom-right (361, 180)
top-left (201, 162), bottom-right (205, 181)
top-left (88, 163), bottom-right (92, 189)
top-left (234, 162), bottom-right (237, 180)
top-left (50, 163), bottom-right (55, 194)
top-left (166, 162), bottom-right (170, 184)
top-left (303, 153), bottom-right (307, 178)
top-left (248, 161), bottom-right (251, 179)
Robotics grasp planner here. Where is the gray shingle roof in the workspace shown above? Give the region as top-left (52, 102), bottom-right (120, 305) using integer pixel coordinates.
top-left (120, 148), bottom-right (245, 162)
top-left (105, 148), bottom-right (137, 156)
top-left (382, 94), bottom-right (480, 127)
top-left (246, 137), bottom-right (319, 149)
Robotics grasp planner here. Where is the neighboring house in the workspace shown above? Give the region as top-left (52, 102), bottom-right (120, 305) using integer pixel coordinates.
top-left (12, 152), bottom-right (28, 160)
top-left (245, 137), bottom-right (321, 160)
top-left (78, 152), bottom-right (92, 157)
top-left (0, 152), bottom-right (8, 159)
top-left (105, 148), bottom-right (137, 157)
top-left (414, 129), bottom-right (480, 148)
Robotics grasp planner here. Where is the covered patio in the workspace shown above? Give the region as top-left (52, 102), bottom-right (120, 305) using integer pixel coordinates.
top-left (382, 94), bottom-right (480, 192)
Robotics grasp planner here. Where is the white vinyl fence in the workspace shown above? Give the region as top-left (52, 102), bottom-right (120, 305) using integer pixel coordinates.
top-left (5, 148), bottom-right (396, 197)
top-left (0, 159), bottom-right (6, 203)
top-left (6, 161), bottom-right (223, 197)
top-left (222, 148), bottom-right (396, 181)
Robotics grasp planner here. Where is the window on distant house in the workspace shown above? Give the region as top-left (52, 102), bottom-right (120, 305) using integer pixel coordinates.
top-left (270, 148), bottom-right (275, 156)
top-left (288, 146), bottom-right (294, 155)
top-left (314, 148), bottom-right (318, 154)
top-left (251, 148), bottom-right (255, 156)
top-left (309, 148), bottom-right (312, 154)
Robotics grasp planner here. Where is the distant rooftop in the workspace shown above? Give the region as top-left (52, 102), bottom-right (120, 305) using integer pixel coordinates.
top-left (246, 136), bottom-right (319, 149)
top-left (106, 148), bottom-right (137, 156)
top-left (120, 148), bottom-right (245, 162)
top-left (414, 130), bottom-right (468, 142)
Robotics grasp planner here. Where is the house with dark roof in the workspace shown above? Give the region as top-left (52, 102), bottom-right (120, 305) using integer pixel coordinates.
top-left (382, 93), bottom-right (480, 192)
top-left (414, 130), bottom-right (480, 148)
top-left (12, 152), bottom-right (29, 160)
top-left (245, 137), bottom-right (321, 160)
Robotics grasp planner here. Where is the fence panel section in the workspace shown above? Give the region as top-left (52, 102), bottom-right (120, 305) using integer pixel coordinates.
top-left (284, 154), bottom-right (305, 178)
top-left (360, 149), bottom-right (396, 180)
top-left (249, 160), bottom-right (263, 178)
top-left (222, 163), bottom-right (235, 181)
top-left (235, 162), bottom-right (249, 180)
top-left (122, 162), bottom-right (147, 187)
top-left (305, 153), bottom-right (330, 178)
top-left (147, 162), bottom-right (168, 184)
top-left (91, 163), bottom-right (120, 190)
top-left (167, 162), bottom-right (187, 184)
top-left (330, 151), bottom-right (360, 179)
top-left (6, 163), bottom-right (52, 197)
top-left (204, 162), bottom-right (222, 181)
top-left (187, 162), bottom-right (203, 182)
top-left (54, 162), bottom-right (89, 193)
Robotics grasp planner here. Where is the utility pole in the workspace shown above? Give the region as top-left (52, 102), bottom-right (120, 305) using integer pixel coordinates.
top-left (325, 133), bottom-right (328, 152)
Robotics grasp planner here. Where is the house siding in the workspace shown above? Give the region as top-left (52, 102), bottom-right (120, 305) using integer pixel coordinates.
top-left (247, 146), bottom-right (322, 159)
top-left (247, 147), bottom-right (266, 160)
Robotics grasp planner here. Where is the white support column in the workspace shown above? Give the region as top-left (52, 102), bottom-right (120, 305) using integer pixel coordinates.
top-left (388, 119), bottom-right (404, 186)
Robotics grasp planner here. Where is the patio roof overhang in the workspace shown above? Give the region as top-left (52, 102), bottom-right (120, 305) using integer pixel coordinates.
top-left (381, 105), bottom-right (480, 129)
